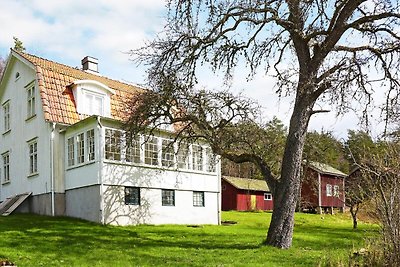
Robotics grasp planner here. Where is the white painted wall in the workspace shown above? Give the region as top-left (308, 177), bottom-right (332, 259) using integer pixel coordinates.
top-left (103, 186), bottom-right (219, 225)
top-left (0, 54), bottom-right (221, 226)
top-left (65, 185), bottom-right (101, 222)
top-left (0, 56), bottom-right (54, 201)
top-left (103, 163), bottom-right (219, 192)
top-left (64, 119), bottom-right (220, 225)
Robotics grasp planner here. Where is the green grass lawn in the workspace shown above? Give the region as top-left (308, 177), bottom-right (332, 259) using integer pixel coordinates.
top-left (0, 211), bottom-right (377, 266)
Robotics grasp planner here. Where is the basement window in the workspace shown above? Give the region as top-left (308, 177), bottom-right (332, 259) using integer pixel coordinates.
top-left (193, 191), bottom-right (205, 207)
top-left (124, 187), bottom-right (140, 205)
top-left (162, 189), bottom-right (175, 206)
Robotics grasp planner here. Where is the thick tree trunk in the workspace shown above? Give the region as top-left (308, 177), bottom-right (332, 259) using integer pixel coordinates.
top-left (265, 96), bottom-right (313, 249)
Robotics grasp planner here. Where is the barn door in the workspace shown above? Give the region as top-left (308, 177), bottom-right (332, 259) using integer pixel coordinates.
top-left (250, 195), bottom-right (257, 210)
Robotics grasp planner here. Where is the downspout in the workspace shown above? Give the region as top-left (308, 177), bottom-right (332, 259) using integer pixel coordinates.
top-left (50, 122), bottom-right (56, 216)
top-left (97, 116), bottom-right (105, 224)
top-left (217, 155), bottom-right (222, 225)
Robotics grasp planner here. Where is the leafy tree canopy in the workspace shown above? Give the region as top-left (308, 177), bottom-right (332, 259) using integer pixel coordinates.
top-left (303, 130), bottom-right (348, 173)
top-left (13, 37), bottom-right (25, 52)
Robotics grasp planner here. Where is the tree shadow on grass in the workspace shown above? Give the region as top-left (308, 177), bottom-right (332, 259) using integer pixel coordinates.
top-left (0, 214), bottom-right (261, 266)
top-left (292, 223), bottom-right (378, 251)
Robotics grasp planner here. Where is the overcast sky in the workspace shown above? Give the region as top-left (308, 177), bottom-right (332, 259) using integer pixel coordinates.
top-left (0, 0), bottom-right (386, 139)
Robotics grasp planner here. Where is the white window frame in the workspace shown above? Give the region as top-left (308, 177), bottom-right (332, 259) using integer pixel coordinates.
top-left (124, 187), bottom-right (140, 205)
top-left (2, 152), bottom-right (10, 183)
top-left (66, 129), bottom-right (96, 167)
top-left (26, 83), bottom-right (36, 119)
top-left (161, 139), bottom-right (175, 168)
top-left (192, 144), bottom-right (203, 171)
top-left (326, 184), bottom-right (333, 197)
top-left (162, 189), bottom-right (175, 206)
top-left (177, 142), bottom-right (189, 169)
top-left (193, 191), bottom-right (205, 207)
top-left (144, 136), bottom-right (159, 166)
top-left (264, 193), bottom-right (272, 201)
top-left (67, 137), bottom-right (75, 166)
top-left (77, 133), bottom-right (85, 164)
top-left (28, 139), bottom-right (38, 175)
top-left (205, 147), bottom-right (216, 172)
top-left (71, 81), bottom-right (114, 117)
top-left (333, 185), bottom-right (340, 197)
top-left (125, 134), bottom-right (141, 164)
top-left (3, 101), bottom-right (10, 133)
top-left (86, 129), bottom-right (95, 161)
top-left (105, 129), bottom-right (122, 161)
top-left (82, 89), bottom-right (105, 116)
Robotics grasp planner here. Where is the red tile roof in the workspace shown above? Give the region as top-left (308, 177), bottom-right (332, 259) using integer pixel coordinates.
top-left (15, 50), bottom-right (144, 125)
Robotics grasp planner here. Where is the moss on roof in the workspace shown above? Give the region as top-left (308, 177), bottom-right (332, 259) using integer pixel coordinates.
top-left (223, 176), bottom-right (270, 192)
top-left (306, 161), bottom-right (347, 177)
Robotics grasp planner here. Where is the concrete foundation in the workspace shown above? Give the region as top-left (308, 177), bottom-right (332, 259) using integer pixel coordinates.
top-left (15, 193), bottom-right (65, 216)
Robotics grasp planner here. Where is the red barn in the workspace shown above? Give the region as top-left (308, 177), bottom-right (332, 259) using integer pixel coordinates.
top-left (300, 161), bottom-right (347, 214)
top-left (222, 176), bottom-right (273, 211)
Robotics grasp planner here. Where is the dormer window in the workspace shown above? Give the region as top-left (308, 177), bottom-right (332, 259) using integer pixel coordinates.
top-left (82, 89), bottom-right (105, 116)
top-left (70, 80), bottom-right (115, 117)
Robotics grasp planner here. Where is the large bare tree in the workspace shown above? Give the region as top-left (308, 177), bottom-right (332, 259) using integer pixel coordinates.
top-left (129, 0), bottom-right (400, 248)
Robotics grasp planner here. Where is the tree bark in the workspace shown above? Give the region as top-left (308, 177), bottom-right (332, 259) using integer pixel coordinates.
top-left (350, 204), bottom-right (358, 229)
top-left (265, 94), bottom-right (313, 248)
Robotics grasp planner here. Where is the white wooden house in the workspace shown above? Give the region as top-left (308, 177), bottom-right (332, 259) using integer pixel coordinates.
top-left (0, 49), bottom-right (221, 225)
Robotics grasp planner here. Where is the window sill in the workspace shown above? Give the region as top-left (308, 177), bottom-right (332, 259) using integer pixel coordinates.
top-left (2, 129), bottom-right (11, 136)
top-left (2, 181), bottom-right (10, 185)
top-left (25, 114), bottom-right (37, 122)
top-left (27, 172), bottom-right (39, 178)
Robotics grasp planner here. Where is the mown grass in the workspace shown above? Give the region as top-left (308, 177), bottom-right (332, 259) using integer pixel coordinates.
top-left (0, 211), bottom-right (377, 266)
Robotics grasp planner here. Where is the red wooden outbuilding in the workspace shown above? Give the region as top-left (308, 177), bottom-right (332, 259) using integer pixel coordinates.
top-left (221, 176), bottom-right (273, 211)
top-left (300, 161), bottom-right (347, 214)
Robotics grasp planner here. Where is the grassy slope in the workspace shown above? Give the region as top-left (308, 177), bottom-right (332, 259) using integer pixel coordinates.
top-left (0, 211), bottom-right (377, 266)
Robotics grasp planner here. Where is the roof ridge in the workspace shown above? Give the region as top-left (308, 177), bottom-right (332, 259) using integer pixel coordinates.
top-left (14, 49), bottom-right (147, 92)
top-left (9, 48), bottom-right (143, 125)
top-left (305, 160), bottom-right (347, 176)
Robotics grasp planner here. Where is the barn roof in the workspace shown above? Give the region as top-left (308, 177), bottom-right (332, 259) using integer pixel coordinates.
top-left (11, 49), bottom-right (144, 125)
top-left (223, 176), bottom-right (270, 192)
top-left (306, 161), bottom-right (347, 178)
